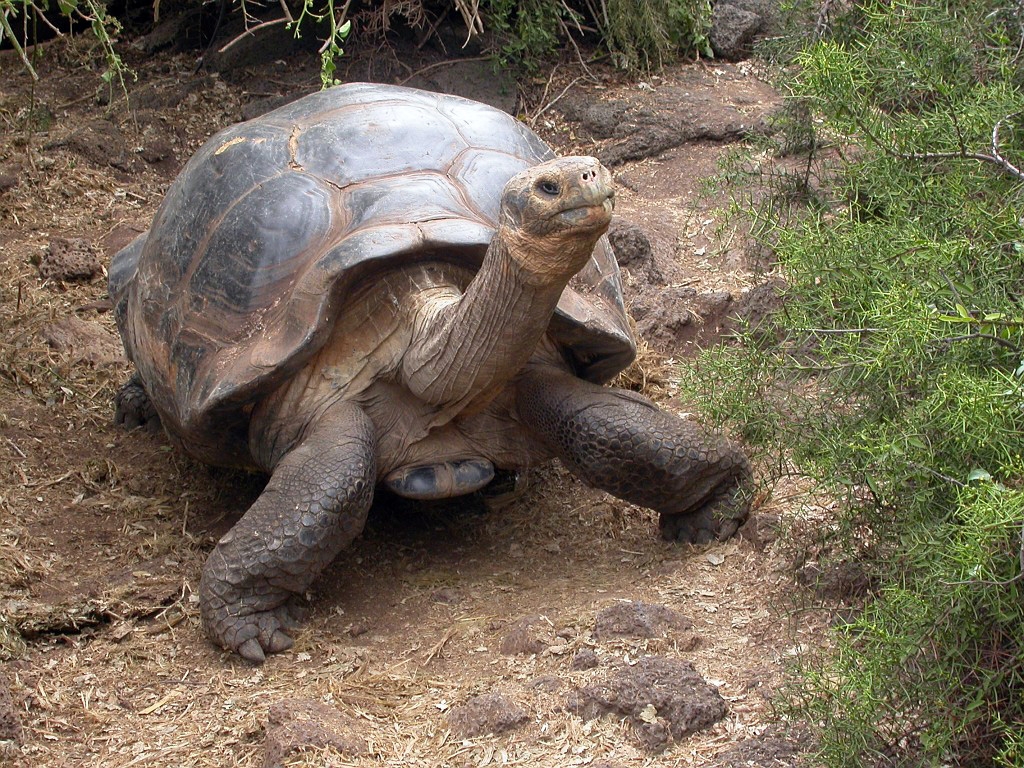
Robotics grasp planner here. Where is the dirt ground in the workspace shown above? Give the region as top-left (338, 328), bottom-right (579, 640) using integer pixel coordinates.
top-left (1, 26), bottom-right (830, 768)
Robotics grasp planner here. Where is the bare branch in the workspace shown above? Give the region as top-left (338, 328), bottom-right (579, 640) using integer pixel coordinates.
top-left (849, 109), bottom-right (1024, 182)
top-left (814, 0), bottom-right (837, 40)
top-left (396, 56), bottom-right (491, 87)
top-left (799, 327), bottom-right (884, 335)
top-left (990, 114), bottom-right (1024, 180)
top-left (29, 0), bottom-right (63, 37)
top-left (937, 333), bottom-right (1022, 353)
top-left (218, 16), bottom-right (290, 54)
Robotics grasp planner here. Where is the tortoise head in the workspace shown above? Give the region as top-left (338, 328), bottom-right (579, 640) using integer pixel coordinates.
top-left (498, 156), bottom-right (614, 285)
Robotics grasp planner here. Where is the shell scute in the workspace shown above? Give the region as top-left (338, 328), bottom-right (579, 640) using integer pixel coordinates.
top-left (292, 101), bottom-right (469, 186)
top-left (110, 83), bottom-right (634, 460)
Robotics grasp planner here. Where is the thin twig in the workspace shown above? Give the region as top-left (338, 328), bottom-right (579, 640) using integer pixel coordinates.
top-left (850, 109), bottom-right (1024, 181)
top-left (799, 327), bottom-right (884, 335)
top-left (218, 16), bottom-right (290, 54)
top-left (423, 626), bottom-right (458, 663)
top-left (814, 0), bottom-right (837, 40)
top-left (416, 6), bottom-right (450, 51)
top-left (937, 333), bottom-right (1021, 353)
top-left (27, 0), bottom-right (63, 37)
top-left (529, 78), bottom-right (583, 127)
top-left (907, 461), bottom-right (966, 488)
top-left (396, 56), bottom-right (490, 87)
top-left (990, 114), bottom-right (1024, 180)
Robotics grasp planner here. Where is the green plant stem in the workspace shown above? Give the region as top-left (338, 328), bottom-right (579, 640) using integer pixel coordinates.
top-left (0, 7), bottom-right (39, 80)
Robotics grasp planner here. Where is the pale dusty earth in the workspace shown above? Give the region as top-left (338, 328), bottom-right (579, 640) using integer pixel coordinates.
top-left (0, 22), bottom-right (836, 768)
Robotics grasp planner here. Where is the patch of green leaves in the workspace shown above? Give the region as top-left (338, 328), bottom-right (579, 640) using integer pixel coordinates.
top-left (684, 0), bottom-right (1024, 764)
top-left (290, 0), bottom-right (352, 88)
top-left (598, 0), bottom-right (712, 69)
top-left (1, 0), bottom-right (133, 90)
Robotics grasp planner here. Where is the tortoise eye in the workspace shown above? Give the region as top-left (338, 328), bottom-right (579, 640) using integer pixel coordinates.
top-left (538, 180), bottom-right (560, 196)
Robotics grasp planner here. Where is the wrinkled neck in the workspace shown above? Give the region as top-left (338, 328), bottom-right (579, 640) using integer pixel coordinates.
top-left (401, 233), bottom-right (573, 409)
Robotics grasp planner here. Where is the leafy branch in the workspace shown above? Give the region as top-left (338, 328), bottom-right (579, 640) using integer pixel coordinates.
top-left (850, 108), bottom-right (1024, 181)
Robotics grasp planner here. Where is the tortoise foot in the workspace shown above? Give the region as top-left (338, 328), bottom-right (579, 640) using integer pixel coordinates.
top-left (114, 373), bottom-right (161, 432)
top-left (659, 506), bottom-right (744, 545)
top-left (200, 400), bottom-right (376, 662)
top-left (199, 567), bottom-right (306, 663)
top-left (517, 367), bottom-right (754, 540)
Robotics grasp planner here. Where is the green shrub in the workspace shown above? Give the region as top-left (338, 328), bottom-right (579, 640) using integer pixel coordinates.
top-left (482, 0), bottom-right (712, 71)
top-left (595, 0), bottom-right (712, 69)
top-left (684, 1), bottom-right (1024, 764)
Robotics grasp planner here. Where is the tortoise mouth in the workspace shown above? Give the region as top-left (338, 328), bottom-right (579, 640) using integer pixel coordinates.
top-left (554, 197), bottom-right (614, 230)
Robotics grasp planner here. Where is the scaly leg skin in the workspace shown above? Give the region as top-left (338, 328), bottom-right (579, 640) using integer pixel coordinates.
top-left (517, 367), bottom-right (753, 544)
top-left (199, 401), bottom-right (377, 663)
top-left (114, 372), bottom-right (161, 433)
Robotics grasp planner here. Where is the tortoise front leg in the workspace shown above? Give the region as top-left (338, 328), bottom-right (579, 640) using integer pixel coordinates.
top-left (199, 401), bottom-right (376, 663)
top-left (516, 367), bottom-right (752, 544)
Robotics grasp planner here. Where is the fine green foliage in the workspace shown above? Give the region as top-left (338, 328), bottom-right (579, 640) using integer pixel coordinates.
top-left (683, 1), bottom-right (1024, 764)
top-left (482, 0), bottom-right (712, 71)
top-left (596, 0), bottom-right (712, 69)
top-left (482, 0), bottom-right (572, 70)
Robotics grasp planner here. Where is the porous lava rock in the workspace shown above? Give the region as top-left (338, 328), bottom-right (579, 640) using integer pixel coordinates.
top-left (42, 316), bottom-right (125, 367)
top-left (446, 692), bottom-right (529, 738)
top-left (594, 600), bottom-right (696, 643)
top-left (37, 237), bottom-right (103, 282)
top-left (499, 615), bottom-right (553, 656)
top-left (566, 656), bottom-right (727, 751)
top-left (263, 698), bottom-right (366, 768)
top-left (0, 671), bottom-right (22, 747)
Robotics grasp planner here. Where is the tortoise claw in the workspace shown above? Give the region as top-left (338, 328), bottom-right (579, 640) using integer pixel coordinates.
top-left (237, 638), bottom-right (267, 664)
top-left (266, 628), bottom-right (295, 654)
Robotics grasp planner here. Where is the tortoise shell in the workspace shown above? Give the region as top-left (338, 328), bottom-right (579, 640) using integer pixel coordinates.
top-left (109, 83), bottom-right (635, 461)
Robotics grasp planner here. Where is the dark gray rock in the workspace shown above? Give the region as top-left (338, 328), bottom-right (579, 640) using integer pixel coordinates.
top-left (710, 3), bottom-right (763, 60)
top-left (629, 285), bottom-right (700, 349)
top-left (706, 723), bottom-right (813, 767)
top-left (558, 67), bottom-right (780, 166)
top-left (42, 316), bottom-right (126, 367)
top-left (406, 59), bottom-right (517, 114)
top-left (0, 670), bottom-right (22, 747)
top-left (608, 219), bottom-right (663, 284)
top-left (499, 615), bottom-right (552, 656)
top-left (738, 512), bottom-right (781, 551)
top-left (571, 647), bottom-right (600, 671)
top-left (566, 656), bottom-right (727, 751)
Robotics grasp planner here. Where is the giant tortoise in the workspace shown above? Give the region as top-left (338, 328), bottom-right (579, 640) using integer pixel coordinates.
top-left (109, 83), bottom-right (752, 662)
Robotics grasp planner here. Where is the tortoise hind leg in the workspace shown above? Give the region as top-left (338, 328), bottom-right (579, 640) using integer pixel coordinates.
top-left (516, 367), bottom-right (753, 544)
top-left (114, 372), bottom-right (162, 432)
top-left (199, 401), bottom-right (377, 662)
